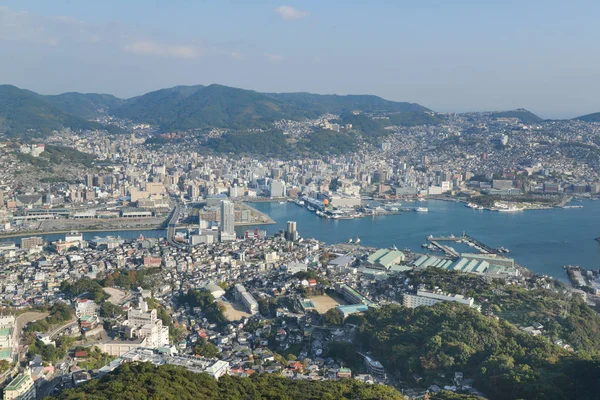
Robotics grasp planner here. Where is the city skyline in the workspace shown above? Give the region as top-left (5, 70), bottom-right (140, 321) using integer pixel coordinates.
top-left (1, 1), bottom-right (599, 118)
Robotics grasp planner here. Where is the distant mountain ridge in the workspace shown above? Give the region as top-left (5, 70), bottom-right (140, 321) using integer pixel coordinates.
top-left (0, 85), bottom-right (122, 137)
top-left (490, 109), bottom-right (543, 124)
top-left (0, 83), bottom-right (434, 136)
top-left (573, 112), bottom-right (600, 123)
top-left (44, 92), bottom-right (124, 119)
top-left (264, 92), bottom-right (429, 114)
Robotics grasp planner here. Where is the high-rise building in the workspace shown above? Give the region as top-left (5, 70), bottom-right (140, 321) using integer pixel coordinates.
top-left (285, 221), bottom-right (298, 241)
top-left (220, 200), bottom-right (236, 242)
top-left (269, 179), bottom-right (285, 198)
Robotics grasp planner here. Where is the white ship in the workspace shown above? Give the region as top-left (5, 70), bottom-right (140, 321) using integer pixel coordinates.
top-left (416, 207), bottom-right (429, 212)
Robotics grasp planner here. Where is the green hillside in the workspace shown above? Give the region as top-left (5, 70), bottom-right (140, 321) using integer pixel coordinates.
top-left (348, 302), bottom-right (600, 400)
top-left (490, 109), bottom-right (543, 124)
top-left (115, 84), bottom-right (318, 131)
top-left (112, 85), bottom-right (204, 124)
top-left (44, 92), bottom-right (124, 118)
top-left (50, 362), bottom-right (404, 400)
top-left (266, 92), bottom-right (430, 114)
top-left (0, 85), bottom-right (122, 137)
top-left (573, 112), bottom-right (600, 123)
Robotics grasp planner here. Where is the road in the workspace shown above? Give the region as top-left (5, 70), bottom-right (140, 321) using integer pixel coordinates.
top-left (166, 202), bottom-right (188, 249)
top-left (15, 312), bottom-right (48, 336)
top-left (49, 319), bottom-right (78, 340)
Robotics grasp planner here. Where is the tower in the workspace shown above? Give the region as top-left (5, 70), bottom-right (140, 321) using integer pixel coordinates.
top-left (220, 200), bottom-right (236, 242)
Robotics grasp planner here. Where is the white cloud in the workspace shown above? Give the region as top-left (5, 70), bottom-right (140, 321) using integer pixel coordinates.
top-left (266, 53), bottom-right (285, 63)
top-left (124, 40), bottom-right (201, 59)
top-left (274, 5), bottom-right (309, 21)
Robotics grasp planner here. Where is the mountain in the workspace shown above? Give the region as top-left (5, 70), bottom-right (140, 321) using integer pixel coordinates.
top-left (44, 92), bottom-right (124, 119)
top-left (490, 109), bottom-right (543, 124)
top-left (0, 83), bottom-right (432, 136)
top-left (266, 92), bottom-right (430, 114)
top-left (115, 84), bottom-right (319, 131)
top-left (0, 85), bottom-right (122, 137)
top-left (112, 85), bottom-right (204, 123)
top-left (573, 112), bottom-right (600, 123)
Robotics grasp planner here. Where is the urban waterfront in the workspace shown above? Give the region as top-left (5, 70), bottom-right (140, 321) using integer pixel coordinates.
top-left (243, 199), bottom-right (600, 281)
top-left (3, 199), bottom-right (600, 281)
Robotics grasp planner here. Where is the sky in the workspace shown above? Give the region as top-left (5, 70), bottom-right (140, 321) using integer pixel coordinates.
top-left (0, 0), bottom-right (599, 118)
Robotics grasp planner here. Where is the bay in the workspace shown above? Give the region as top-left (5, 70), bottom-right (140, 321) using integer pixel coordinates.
top-left (3, 200), bottom-right (599, 281)
top-left (242, 199), bottom-right (600, 281)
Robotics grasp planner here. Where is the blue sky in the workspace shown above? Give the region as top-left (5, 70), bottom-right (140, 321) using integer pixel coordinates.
top-left (0, 0), bottom-right (598, 118)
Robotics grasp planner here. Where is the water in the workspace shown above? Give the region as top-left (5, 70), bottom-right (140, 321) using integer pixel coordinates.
top-left (242, 199), bottom-right (600, 280)
top-left (3, 200), bottom-right (599, 280)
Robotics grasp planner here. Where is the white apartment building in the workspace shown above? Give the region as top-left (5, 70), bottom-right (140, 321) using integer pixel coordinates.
top-left (127, 298), bottom-right (169, 348)
top-left (75, 299), bottom-right (99, 318)
top-left (403, 289), bottom-right (475, 309)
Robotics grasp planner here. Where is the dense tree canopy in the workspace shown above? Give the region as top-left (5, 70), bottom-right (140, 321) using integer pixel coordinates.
top-left (352, 302), bottom-right (600, 400)
top-left (51, 362), bottom-right (404, 400)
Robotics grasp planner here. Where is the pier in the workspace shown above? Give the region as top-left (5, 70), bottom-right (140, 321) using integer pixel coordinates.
top-left (427, 233), bottom-right (503, 255)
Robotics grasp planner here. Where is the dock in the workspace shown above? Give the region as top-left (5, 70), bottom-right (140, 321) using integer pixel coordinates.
top-left (427, 233), bottom-right (502, 255)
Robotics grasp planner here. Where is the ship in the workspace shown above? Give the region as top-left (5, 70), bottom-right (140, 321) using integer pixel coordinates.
top-left (416, 207), bottom-right (428, 212)
top-left (355, 237), bottom-right (360, 244)
top-left (307, 206), bottom-right (316, 212)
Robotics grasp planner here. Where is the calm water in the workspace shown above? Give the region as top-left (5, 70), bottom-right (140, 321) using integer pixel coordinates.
top-left (243, 199), bottom-right (600, 280)
top-left (3, 200), bottom-right (599, 280)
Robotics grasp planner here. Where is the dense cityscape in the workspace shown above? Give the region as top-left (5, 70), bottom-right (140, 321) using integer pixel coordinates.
top-left (1, 1), bottom-right (600, 399)
top-left (0, 88), bottom-right (598, 400)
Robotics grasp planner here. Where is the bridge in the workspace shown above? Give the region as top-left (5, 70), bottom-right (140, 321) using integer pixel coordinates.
top-left (165, 202), bottom-right (188, 249)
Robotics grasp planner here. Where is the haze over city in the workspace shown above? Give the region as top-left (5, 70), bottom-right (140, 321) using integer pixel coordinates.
top-left (1, 0), bottom-right (599, 118)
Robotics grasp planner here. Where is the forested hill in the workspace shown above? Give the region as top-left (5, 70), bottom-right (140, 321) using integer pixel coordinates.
top-left (50, 362), bottom-right (404, 400)
top-left (573, 111), bottom-right (600, 123)
top-left (264, 92), bottom-right (430, 114)
top-left (350, 302), bottom-right (600, 400)
top-left (0, 85), bottom-right (122, 137)
top-left (0, 83), bottom-right (432, 137)
top-left (44, 92), bottom-right (124, 119)
top-left (113, 84), bottom-right (318, 131)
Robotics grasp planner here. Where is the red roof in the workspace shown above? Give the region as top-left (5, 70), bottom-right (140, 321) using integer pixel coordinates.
top-left (74, 351), bottom-right (88, 358)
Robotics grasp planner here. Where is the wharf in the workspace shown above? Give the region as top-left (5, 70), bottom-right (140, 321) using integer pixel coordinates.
top-left (428, 234), bottom-right (500, 255)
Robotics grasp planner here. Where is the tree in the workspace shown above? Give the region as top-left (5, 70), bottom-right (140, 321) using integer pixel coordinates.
top-left (323, 308), bottom-right (344, 325)
top-left (193, 339), bottom-right (220, 359)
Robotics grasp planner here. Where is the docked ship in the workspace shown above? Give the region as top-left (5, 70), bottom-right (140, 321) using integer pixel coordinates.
top-left (416, 207), bottom-right (429, 212)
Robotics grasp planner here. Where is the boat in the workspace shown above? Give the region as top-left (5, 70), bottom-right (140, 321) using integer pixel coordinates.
top-left (307, 206), bottom-right (315, 212)
top-left (348, 238), bottom-right (353, 243)
top-left (418, 197), bottom-right (426, 202)
top-left (278, 201), bottom-right (285, 204)
top-left (416, 207), bottom-right (428, 212)
top-left (499, 246), bottom-right (510, 253)
top-left (355, 237), bottom-right (360, 244)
